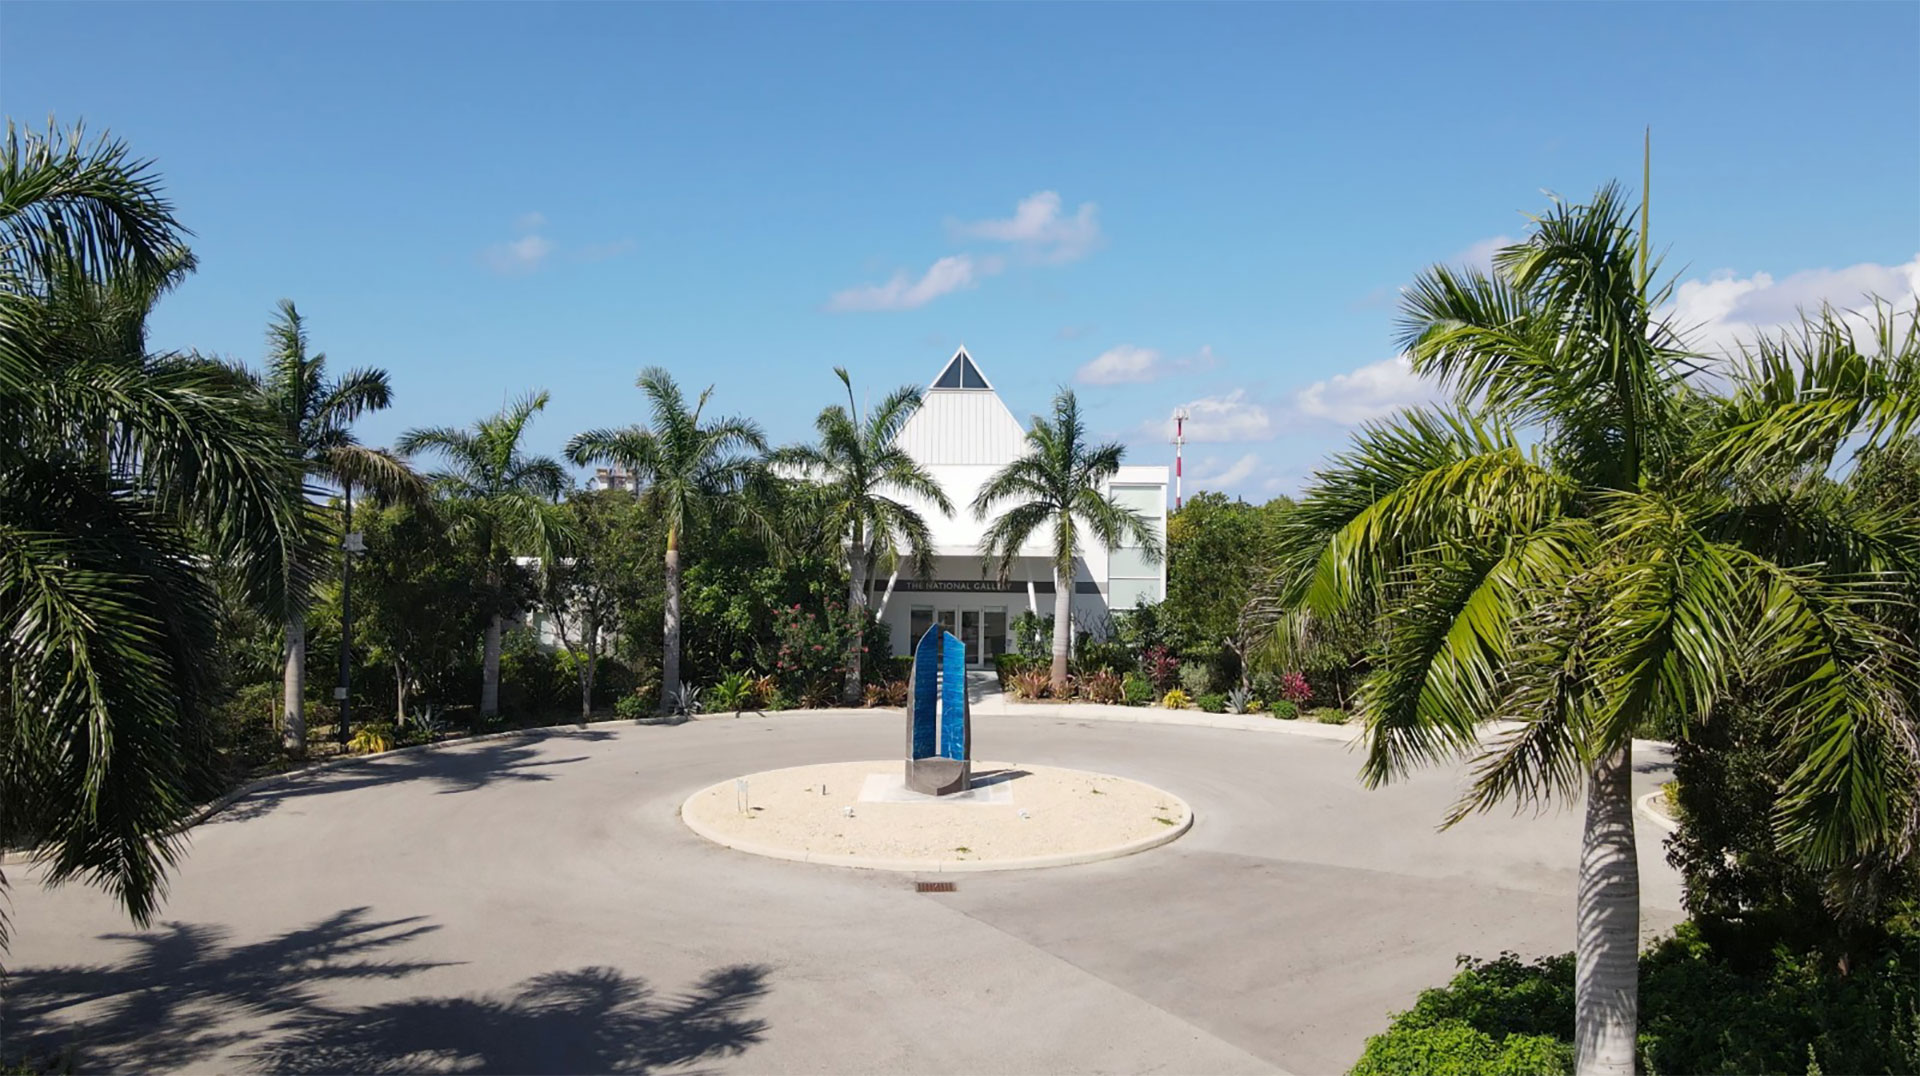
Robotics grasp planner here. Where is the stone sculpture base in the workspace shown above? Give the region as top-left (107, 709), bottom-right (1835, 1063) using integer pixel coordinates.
top-left (905, 756), bottom-right (971, 797)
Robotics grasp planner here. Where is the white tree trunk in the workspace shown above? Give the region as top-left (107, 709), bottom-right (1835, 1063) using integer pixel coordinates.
top-left (662, 543), bottom-right (682, 712)
top-left (481, 613), bottom-right (502, 716)
top-left (394, 659), bottom-right (407, 724)
top-left (1575, 742), bottom-right (1640, 1076)
top-left (843, 534), bottom-right (867, 706)
top-left (1049, 563), bottom-right (1073, 695)
top-left (281, 615), bottom-right (307, 756)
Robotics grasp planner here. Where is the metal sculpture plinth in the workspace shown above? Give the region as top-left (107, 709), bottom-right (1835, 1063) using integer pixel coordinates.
top-left (905, 625), bottom-right (971, 796)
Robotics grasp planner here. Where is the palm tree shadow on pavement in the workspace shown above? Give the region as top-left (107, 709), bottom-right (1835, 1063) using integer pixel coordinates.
top-left (206, 729), bottom-right (617, 825)
top-left (249, 963), bottom-right (771, 1075)
top-left (2, 906), bottom-right (771, 1074)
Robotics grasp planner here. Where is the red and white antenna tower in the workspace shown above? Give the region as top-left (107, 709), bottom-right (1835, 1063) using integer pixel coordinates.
top-left (1171, 406), bottom-right (1189, 511)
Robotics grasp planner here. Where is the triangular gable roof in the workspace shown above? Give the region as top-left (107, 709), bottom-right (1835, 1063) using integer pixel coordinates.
top-left (930, 346), bottom-right (993, 391)
top-left (894, 347), bottom-right (1028, 466)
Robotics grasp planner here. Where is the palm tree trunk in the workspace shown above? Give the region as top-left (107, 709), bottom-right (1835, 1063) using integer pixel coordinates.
top-left (394, 658), bottom-right (407, 723)
top-left (843, 532), bottom-right (867, 706)
top-left (662, 529), bottom-right (682, 712)
top-left (1050, 561), bottom-right (1073, 695)
top-left (481, 613), bottom-right (502, 716)
top-left (1575, 742), bottom-right (1640, 1076)
top-left (281, 615), bottom-right (307, 756)
top-left (582, 646), bottom-right (598, 723)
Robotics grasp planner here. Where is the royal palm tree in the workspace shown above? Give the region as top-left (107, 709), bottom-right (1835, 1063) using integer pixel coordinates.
top-left (1275, 172), bottom-right (1919, 1074)
top-left (974, 388), bottom-right (1162, 694)
top-left (0, 122), bottom-right (311, 941)
top-left (566, 368), bottom-right (767, 711)
top-left (255, 300), bottom-right (422, 755)
top-left (773, 368), bottom-right (952, 702)
top-left (398, 392), bottom-right (571, 717)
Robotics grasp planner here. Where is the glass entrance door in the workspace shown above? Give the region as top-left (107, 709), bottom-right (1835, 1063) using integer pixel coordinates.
top-left (959, 610), bottom-right (982, 666)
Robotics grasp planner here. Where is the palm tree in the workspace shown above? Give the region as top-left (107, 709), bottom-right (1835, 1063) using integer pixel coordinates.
top-left (255, 300), bottom-right (422, 755)
top-left (773, 368), bottom-right (952, 702)
top-left (398, 392), bottom-right (571, 717)
top-left (0, 122), bottom-right (311, 940)
top-left (974, 388), bottom-right (1162, 694)
top-left (1274, 173), bottom-right (1919, 1074)
top-left (567, 368), bottom-right (767, 711)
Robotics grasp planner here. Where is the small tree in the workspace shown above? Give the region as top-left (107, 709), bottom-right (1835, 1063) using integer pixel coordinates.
top-left (567, 368), bottom-right (767, 712)
top-left (539, 489), bottom-right (652, 720)
top-left (771, 368), bottom-right (950, 703)
top-left (398, 392), bottom-right (572, 718)
top-left (974, 388), bottom-right (1162, 695)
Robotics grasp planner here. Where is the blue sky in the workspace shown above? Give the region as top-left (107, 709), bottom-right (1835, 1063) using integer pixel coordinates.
top-left (6, 3), bottom-right (1917, 498)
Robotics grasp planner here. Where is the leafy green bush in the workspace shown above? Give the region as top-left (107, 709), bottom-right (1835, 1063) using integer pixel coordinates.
top-left (1267, 699), bottom-right (1299, 720)
top-left (995, 653), bottom-right (1031, 688)
top-left (1079, 668), bottom-right (1125, 704)
top-left (614, 690), bottom-right (651, 720)
top-left (1177, 661), bottom-right (1212, 697)
top-left (1011, 611), bottom-right (1052, 660)
top-left (1349, 928), bottom-right (1920, 1076)
top-left (1311, 706), bottom-right (1349, 725)
top-left (1075, 640), bottom-right (1134, 675)
top-left (708, 671), bottom-right (755, 712)
top-left (1195, 692), bottom-right (1226, 713)
top-left (212, 681), bottom-right (285, 775)
top-left (1121, 673), bottom-right (1154, 706)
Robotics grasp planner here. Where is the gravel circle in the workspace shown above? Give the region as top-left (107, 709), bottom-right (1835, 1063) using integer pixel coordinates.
top-left (680, 759), bottom-right (1192, 871)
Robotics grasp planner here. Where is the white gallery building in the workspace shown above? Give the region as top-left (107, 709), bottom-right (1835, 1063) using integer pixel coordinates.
top-left (868, 347), bottom-right (1168, 665)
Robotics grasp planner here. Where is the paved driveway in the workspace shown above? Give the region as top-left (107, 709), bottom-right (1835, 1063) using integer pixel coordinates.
top-left (1, 711), bottom-right (1682, 1074)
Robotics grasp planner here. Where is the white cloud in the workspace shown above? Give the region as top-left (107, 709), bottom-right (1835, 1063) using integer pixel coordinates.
top-left (482, 233), bottom-right (555, 275)
top-left (828, 254), bottom-right (993, 312)
top-left (1666, 254), bottom-right (1920, 356)
top-left (1292, 354), bottom-right (1440, 425)
top-left (514, 211), bottom-right (548, 233)
top-left (1077, 344), bottom-right (1217, 385)
top-left (1189, 452), bottom-right (1261, 489)
top-left (956, 191), bottom-right (1102, 264)
top-left (1453, 234), bottom-right (1517, 274)
top-left (1147, 389), bottom-right (1274, 443)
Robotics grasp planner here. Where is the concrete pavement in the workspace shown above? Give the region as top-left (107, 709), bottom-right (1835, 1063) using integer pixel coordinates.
top-left (0, 711), bottom-right (1682, 1074)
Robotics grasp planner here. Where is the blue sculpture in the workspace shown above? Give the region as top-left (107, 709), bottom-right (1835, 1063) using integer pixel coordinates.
top-left (905, 625), bottom-right (971, 796)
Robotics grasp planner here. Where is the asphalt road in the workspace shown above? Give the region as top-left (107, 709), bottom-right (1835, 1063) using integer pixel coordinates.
top-left (0, 710), bottom-right (1683, 1075)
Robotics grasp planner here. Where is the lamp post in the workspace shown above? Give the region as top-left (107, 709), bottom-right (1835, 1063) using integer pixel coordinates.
top-left (337, 482), bottom-right (366, 748)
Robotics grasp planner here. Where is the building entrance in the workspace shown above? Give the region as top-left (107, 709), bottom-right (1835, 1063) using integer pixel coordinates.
top-left (907, 605), bottom-right (1010, 666)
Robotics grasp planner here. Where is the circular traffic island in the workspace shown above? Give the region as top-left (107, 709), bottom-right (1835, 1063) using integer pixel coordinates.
top-left (680, 760), bottom-right (1192, 872)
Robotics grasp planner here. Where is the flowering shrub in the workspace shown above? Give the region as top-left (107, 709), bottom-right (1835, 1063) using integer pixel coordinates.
top-left (1142, 645), bottom-right (1180, 691)
top-left (1080, 668), bottom-right (1125, 704)
top-left (772, 599), bottom-right (861, 704)
top-left (1010, 668), bottom-right (1051, 700)
top-left (1278, 670), bottom-right (1312, 706)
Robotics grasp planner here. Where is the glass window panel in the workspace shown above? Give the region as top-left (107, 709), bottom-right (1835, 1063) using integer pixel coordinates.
top-left (960, 610), bottom-right (981, 664)
top-left (910, 606), bottom-right (934, 648)
top-left (934, 358), bottom-right (964, 388)
top-left (1110, 546), bottom-right (1159, 579)
top-left (960, 357), bottom-right (988, 388)
top-left (984, 608), bottom-right (1008, 659)
top-left (1109, 577), bottom-right (1162, 610)
top-left (1110, 484), bottom-right (1165, 516)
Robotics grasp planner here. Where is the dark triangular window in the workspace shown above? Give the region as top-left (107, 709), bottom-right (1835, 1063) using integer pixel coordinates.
top-left (933, 351), bottom-right (990, 390)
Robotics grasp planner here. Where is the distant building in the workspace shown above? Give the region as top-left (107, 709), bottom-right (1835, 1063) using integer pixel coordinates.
top-left (868, 347), bottom-right (1168, 663)
top-left (586, 465), bottom-right (636, 493)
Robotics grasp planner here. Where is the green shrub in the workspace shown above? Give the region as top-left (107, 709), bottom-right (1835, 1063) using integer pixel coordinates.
top-left (1349, 928), bottom-right (1920, 1076)
top-left (1075, 640), bottom-right (1134, 675)
top-left (708, 671), bottom-right (755, 711)
top-left (1351, 1019), bottom-right (1571, 1076)
top-left (1079, 668), bottom-right (1125, 704)
top-left (1161, 687), bottom-right (1189, 710)
top-left (1121, 673), bottom-right (1153, 706)
top-left (1311, 706), bottom-right (1349, 725)
top-left (1177, 661), bottom-right (1212, 697)
top-left (614, 690), bottom-right (651, 720)
top-left (1267, 699), bottom-right (1299, 720)
top-left (213, 681), bottom-right (285, 774)
top-left (995, 653), bottom-right (1031, 688)
top-left (1195, 692), bottom-right (1226, 713)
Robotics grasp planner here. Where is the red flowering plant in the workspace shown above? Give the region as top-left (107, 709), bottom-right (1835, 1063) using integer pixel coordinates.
top-left (772, 598), bottom-right (862, 705)
top-left (1141, 645), bottom-right (1181, 692)
top-left (1278, 670), bottom-right (1312, 706)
